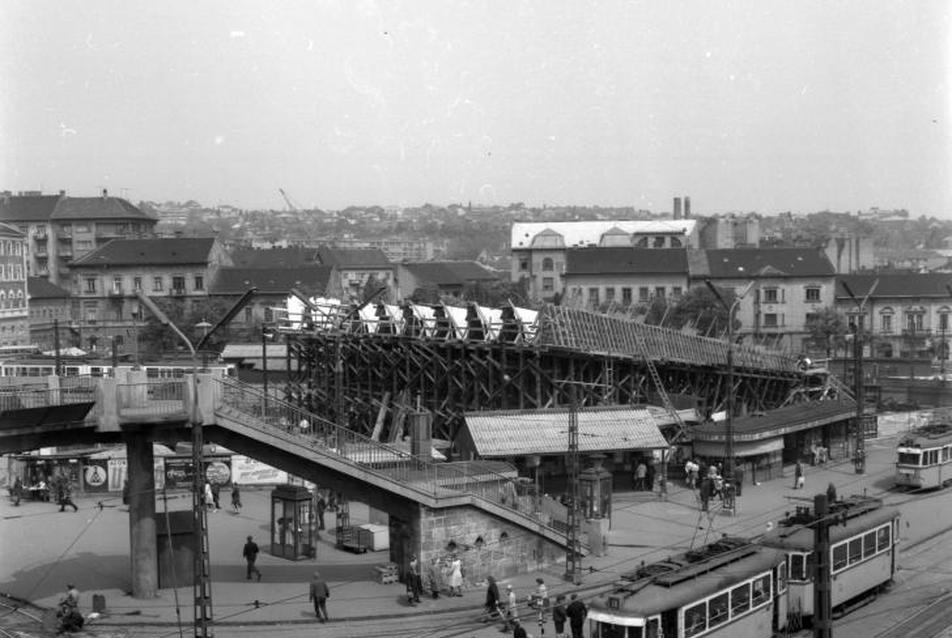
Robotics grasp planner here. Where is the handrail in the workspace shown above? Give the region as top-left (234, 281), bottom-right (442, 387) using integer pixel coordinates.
top-left (213, 377), bottom-right (571, 536)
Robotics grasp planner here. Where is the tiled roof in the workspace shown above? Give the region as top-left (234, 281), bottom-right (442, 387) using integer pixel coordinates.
top-left (691, 400), bottom-right (854, 442)
top-left (693, 248), bottom-right (835, 279)
top-left (511, 220), bottom-right (697, 249)
top-left (461, 405), bottom-right (672, 456)
top-left (27, 277), bottom-right (70, 299)
top-left (317, 246), bottom-right (391, 267)
top-left (0, 222), bottom-right (25, 238)
top-left (0, 195), bottom-right (61, 222)
top-left (211, 266), bottom-right (335, 295)
top-left (51, 196), bottom-right (154, 221)
top-left (565, 247), bottom-right (688, 275)
top-left (402, 261), bottom-right (500, 285)
top-left (837, 273), bottom-right (952, 299)
top-left (71, 238), bottom-right (217, 267)
top-left (230, 246), bottom-right (320, 268)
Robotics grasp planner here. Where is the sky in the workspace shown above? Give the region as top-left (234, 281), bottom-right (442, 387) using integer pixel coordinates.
top-left (2, 1), bottom-right (950, 216)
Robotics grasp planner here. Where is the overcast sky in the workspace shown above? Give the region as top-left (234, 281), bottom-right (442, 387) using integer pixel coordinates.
top-left (2, 1), bottom-right (950, 216)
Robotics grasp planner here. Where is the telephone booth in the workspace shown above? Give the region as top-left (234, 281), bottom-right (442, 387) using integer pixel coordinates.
top-left (270, 484), bottom-right (315, 560)
top-left (579, 454), bottom-right (613, 521)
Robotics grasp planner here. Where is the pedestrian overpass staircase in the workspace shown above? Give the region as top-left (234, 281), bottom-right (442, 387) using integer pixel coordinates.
top-left (211, 377), bottom-right (579, 551)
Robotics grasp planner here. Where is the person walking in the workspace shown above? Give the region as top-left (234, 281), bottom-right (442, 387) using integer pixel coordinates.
top-left (484, 575), bottom-right (500, 620)
top-left (12, 477), bottom-right (22, 506)
top-left (427, 557), bottom-right (443, 599)
top-left (505, 584), bottom-right (519, 631)
top-left (532, 578), bottom-right (549, 610)
top-left (794, 461), bottom-right (805, 490)
top-left (58, 479), bottom-right (78, 512)
top-left (316, 495), bottom-right (327, 530)
top-left (734, 463), bottom-right (744, 496)
top-left (308, 571), bottom-right (330, 622)
top-left (56, 583), bottom-right (84, 633)
top-left (447, 555), bottom-right (463, 597)
top-left (407, 555), bottom-right (423, 604)
top-left (552, 594), bottom-right (568, 638)
top-left (204, 481), bottom-right (215, 511)
top-left (634, 460), bottom-right (647, 491)
top-left (211, 482), bottom-right (221, 510)
top-left (566, 593), bottom-right (587, 638)
top-left (645, 461), bottom-right (656, 493)
top-left (242, 535), bottom-right (262, 581)
top-left (827, 482), bottom-right (837, 503)
top-left (231, 483), bottom-right (242, 513)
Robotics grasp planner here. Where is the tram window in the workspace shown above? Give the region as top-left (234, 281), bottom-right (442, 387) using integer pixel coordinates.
top-left (832, 544), bottom-right (848, 571)
top-left (877, 525), bottom-right (891, 551)
top-left (777, 562), bottom-right (788, 593)
top-left (709, 592), bottom-right (729, 627)
top-left (731, 583), bottom-right (751, 616)
top-left (790, 554), bottom-right (807, 581)
top-left (848, 538), bottom-right (863, 565)
top-left (683, 602), bottom-right (707, 637)
top-left (897, 452), bottom-right (920, 465)
top-left (751, 575), bottom-right (770, 605)
top-left (646, 618), bottom-right (659, 638)
top-left (944, 447), bottom-right (950, 461)
top-left (863, 532), bottom-right (877, 558)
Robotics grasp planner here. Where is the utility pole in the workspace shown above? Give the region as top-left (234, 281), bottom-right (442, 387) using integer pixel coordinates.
top-left (53, 318), bottom-right (62, 376)
top-left (564, 380), bottom-right (582, 585)
top-left (813, 493), bottom-right (832, 638)
top-left (841, 280), bottom-right (878, 474)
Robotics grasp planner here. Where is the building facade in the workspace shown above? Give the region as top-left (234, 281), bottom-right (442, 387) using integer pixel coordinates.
top-left (0, 190), bottom-right (156, 287)
top-left (27, 277), bottom-right (72, 351)
top-left (510, 220), bottom-right (698, 302)
top-left (397, 261), bottom-right (501, 300)
top-left (316, 246), bottom-right (396, 301)
top-left (0, 223), bottom-right (29, 347)
top-left (562, 248), bottom-right (689, 309)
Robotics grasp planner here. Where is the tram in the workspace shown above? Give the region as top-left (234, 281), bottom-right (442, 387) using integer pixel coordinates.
top-left (0, 358), bottom-right (235, 379)
top-left (895, 423), bottom-right (952, 490)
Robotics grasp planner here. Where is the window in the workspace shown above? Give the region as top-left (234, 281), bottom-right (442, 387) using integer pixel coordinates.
top-left (863, 532), bottom-right (877, 558)
top-left (542, 257), bottom-right (554, 271)
top-left (763, 288), bottom-right (779, 303)
top-left (730, 583), bottom-right (750, 616)
top-left (244, 307), bottom-right (252, 323)
top-left (751, 574), bottom-right (770, 605)
top-left (880, 313), bottom-right (893, 334)
top-left (764, 313), bottom-right (778, 327)
top-left (789, 553), bottom-right (807, 581)
top-left (172, 276), bottom-right (185, 292)
top-left (153, 276), bottom-right (163, 291)
top-left (777, 562), bottom-right (788, 593)
top-left (655, 286), bottom-right (665, 298)
top-left (85, 277), bottom-right (97, 293)
top-left (683, 602), bottom-right (707, 637)
top-left (805, 287), bottom-right (821, 302)
top-left (832, 544), bottom-right (848, 571)
top-left (941, 313), bottom-right (950, 332)
top-left (639, 287), bottom-right (649, 302)
top-left (133, 277), bottom-right (142, 291)
top-left (635, 236), bottom-right (649, 248)
top-left (907, 312), bottom-right (924, 332)
top-left (264, 306), bottom-right (274, 322)
top-left (588, 288), bottom-right (600, 306)
top-left (848, 538), bottom-right (863, 565)
top-left (605, 287), bottom-right (615, 302)
top-left (673, 286), bottom-right (683, 297)
top-left (708, 592), bottom-right (729, 627)
top-left (877, 525), bottom-right (891, 551)
top-left (195, 275), bottom-right (204, 291)
top-left (671, 237), bottom-right (682, 248)
top-left (112, 277), bottom-right (122, 293)
top-left (542, 277), bottom-right (554, 292)
top-left (621, 287), bottom-right (632, 305)
top-left (652, 236), bottom-right (665, 248)
top-left (519, 259), bottom-right (529, 272)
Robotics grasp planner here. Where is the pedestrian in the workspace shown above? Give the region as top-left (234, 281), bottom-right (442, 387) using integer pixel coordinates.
top-left (645, 461), bottom-right (655, 493)
top-left (566, 593), bottom-right (587, 638)
top-left (56, 583), bottom-right (84, 633)
top-left (211, 482), bottom-right (221, 510)
top-left (484, 575), bottom-right (500, 620)
top-left (316, 494), bottom-right (327, 530)
top-left (511, 618), bottom-right (528, 638)
top-left (308, 570), bottom-right (330, 622)
top-left (242, 535), bottom-right (262, 581)
top-left (447, 554), bottom-right (463, 597)
top-left (407, 555), bottom-right (423, 604)
top-left (505, 584), bottom-right (519, 630)
top-left (58, 479), bottom-right (78, 512)
top-left (794, 461), bottom-right (805, 490)
top-left (121, 479), bottom-right (129, 506)
top-left (552, 594), bottom-right (568, 638)
top-left (298, 418), bottom-right (311, 435)
top-left (532, 577), bottom-right (549, 611)
top-left (734, 464), bottom-right (744, 496)
top-left (204, 482), bottom-right (215, 511)
top-left (427, 557), bottom-right (443, 599)
top-left (827, 482), bottom-right (837, 503)
top-left (231, 483), bottom-right (242, 513)
top-left (634, 460), bottom-right (647, 491)
top-left (699, 476), bottom-right (712, 512)
top-left (12, 477), bottom-right (22, 506)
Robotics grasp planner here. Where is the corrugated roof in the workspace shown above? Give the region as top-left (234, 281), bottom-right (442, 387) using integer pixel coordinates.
top-left (691, 400), bottom-right (855, 442)
top-left (462, 405), bottom-right (671, 456)
top-left (837, 273), bottom-right (952, 299)
top-left (565, 247), bottom-right (688, 275)
top-left (511, 220), bottom-right (697, 249)
top-left (72, 237), bottom-right (217, 267)
top-left (51, 196), bottom-right (154, 221)
top-left (317, 246), bottom-right (391, 267)
top-left (698, 248), bottom-right (835, 279)
top-left (27, 277), bottom-right (70, 299)
top-left (402, 261), bottom-right (500, 285)
top-left (0, 195), bottom-right (61, 222)
top-left (212, 266), bottom-right (334, 294)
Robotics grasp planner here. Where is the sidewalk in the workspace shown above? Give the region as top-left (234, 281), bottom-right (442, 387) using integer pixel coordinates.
top-left (2, 430), bottom-right (903, 630)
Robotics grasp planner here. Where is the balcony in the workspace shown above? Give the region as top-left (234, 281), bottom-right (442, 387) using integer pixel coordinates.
top-left (108, 288), bottom-right (125, 297)
top-left (58, 247), bottom-right (73, 257)
top-left (56, 231), bottom-right (72, 239)
top-left (169, 288), bottom-right (187, 297)
top-left (33, 231), bottom-right (48, 241)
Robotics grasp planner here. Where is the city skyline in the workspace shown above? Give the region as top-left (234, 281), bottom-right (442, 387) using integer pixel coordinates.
top-left (2, 1), bottom-right (950, 217)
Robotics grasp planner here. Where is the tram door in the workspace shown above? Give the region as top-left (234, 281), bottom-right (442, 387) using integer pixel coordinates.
top-left (646, 615), bottom-right (661, 638)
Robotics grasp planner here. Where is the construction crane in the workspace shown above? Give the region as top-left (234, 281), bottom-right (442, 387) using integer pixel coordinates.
top-left (278, 188), bottom-right (298, 212)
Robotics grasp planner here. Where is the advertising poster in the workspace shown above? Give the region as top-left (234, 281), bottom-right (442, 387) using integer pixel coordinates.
top-left (82, 460), bottom-right (109, 493)
top-left (231, 456), bottom-right (287, 485)
top-left (107, 458), bottom-right (127, 492)
top-left (163, 456), bottom-right (233, 490)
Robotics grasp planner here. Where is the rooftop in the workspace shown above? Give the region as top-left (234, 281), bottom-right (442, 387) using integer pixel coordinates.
top-left (511, 220), bottom-right (697, 249)
top-left (565, 247), bottom-right (688, 275)
top-left (402, 261), bottom-right (500, 285)
top-left (317, 246), bottom-right (391, 268)
top-left (691, 400), bottom-right (855, 442)
top-left (211, 266), bottom-right (335, 295)
top-left (837, 273), bottom-right (952, 299)
top-left (72, 237), bottom-right (218, 267)
top-left (691, 248), bottom-right (835, 279)
top-left (27, 277), bottom-right (70, 299)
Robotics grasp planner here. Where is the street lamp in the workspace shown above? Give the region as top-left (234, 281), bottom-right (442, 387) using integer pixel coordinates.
top-left (840, 279), bottom-right (879, 474)
top-left (705, 279), bottom-right (754, 509)
top-left (262, 322), bottom-right (274, 415)
top-left (195, 320), bottom-right (212, 370)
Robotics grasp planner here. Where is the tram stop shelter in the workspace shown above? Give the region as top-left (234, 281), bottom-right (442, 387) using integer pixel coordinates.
top-left (690, 400), bottom-right (857, 485)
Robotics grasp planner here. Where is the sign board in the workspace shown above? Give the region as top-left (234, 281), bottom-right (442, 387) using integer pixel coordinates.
top-left (164, 456), bottom-right (233, 490)
top-left (231, 456), bottom-right (287, 485)
top-left (83, 460), bottom-right (109, 492)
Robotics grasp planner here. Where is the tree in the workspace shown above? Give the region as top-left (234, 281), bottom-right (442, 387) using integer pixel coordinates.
top-left (805, 306), bottom-right (846, 356)
top-left (459, 279), bottom-right (532, 308)
top-left (137, 296), bottom-right (247, 358)
top-left (665, 286), bottom-right (738, 337)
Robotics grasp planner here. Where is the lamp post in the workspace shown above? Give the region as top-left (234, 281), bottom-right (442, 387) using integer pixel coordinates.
top-left (195, 320), bottom-right (212, 370)
top-left (262, 322), bottom-right (273, 416)
top-left (841, 279), bottom-right (879, 475)
top-left (705, 280), bottom-right (754, 509)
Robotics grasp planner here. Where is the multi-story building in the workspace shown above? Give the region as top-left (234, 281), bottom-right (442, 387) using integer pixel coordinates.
top-left (0, 190), bottom-right (156, 287)
top-left (397, 261), bottom-right (501, 300)
top-left (510, 220), bottom-right (698, 302)
top-left (562, 248), bottom-right (689, 309)
top-left (334, 237), bottom-right (444, 263)
top-left (0, 223), bottom-right (29, 347)
top-left (27, 277), bottom-right (72, 350)
top-left (316, 246), bottom-right (395, 301)
top-left (696, 214), bottom-right (761, 249)
top-left (688, 248), bottom-right (836, 350)
top-left (68, 237), bottom-right (231, 353)
top-left (210, 265), bottom-right (339, 326)
top-left (835, 273), bottom-right (952, 360)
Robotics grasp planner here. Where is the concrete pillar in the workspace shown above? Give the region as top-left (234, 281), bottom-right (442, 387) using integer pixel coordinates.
top-left (126, 433), bottom-right (158, 598)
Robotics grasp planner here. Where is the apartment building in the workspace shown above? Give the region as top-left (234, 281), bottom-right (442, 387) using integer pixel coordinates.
top-left (0, 223), bottom-right (29, 347)
top-left (562, 248), bottom-right (689, 309)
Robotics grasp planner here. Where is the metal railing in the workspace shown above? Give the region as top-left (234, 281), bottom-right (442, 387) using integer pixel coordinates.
top-left (116, 380), bottom-right (189, 417)
top-left (0, 377), bottom-right (98, 411)
top-left (214, 377), bottom-right (570, 534)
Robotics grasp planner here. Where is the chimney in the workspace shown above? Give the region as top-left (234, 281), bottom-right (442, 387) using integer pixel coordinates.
top-left (102, 188), bottom-right (108, 198)
top-left (59, 190), bottom-right (66, 197)
top-left (684, 196), bottom-right (691, 218)
top-left (409, 409), bottom-right (432, 462)
top-left (673, 197), bottom-right (682, 220)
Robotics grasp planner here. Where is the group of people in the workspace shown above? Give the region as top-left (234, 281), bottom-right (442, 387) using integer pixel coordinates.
top-left (8, 475), bottom-right (78, 511)
top-left (484, 577), bottom-right (588, 638)
top-left (203, 481), bottom-right (243, 513)
top-left (406, 553), bottom-right (464, 604)
top-left (685, 459), bottom-right (744, 512)
top-left (632, 458), bottom-right (656, 492)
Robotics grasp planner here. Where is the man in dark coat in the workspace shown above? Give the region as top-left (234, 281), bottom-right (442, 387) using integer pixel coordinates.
top-left (552, 594), bottom-right (568, 637)
top-left (58, 478), bottom-right (78, 512)
top-left (511, 618), bottom-right (528, 638)
top-left (566, 593), bottom-right (587, 638)
top-left (242, 535), bottom-right (262, 581)
top-left (316, 495), bottom-right (327, 530)
top-left (484, 575), bottom-right (500, 620)
top-left (308, 571), bottom-right (330, 621)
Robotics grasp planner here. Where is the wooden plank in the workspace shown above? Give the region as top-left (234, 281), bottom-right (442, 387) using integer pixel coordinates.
top-left (370, 392), bottom-right (390, 441)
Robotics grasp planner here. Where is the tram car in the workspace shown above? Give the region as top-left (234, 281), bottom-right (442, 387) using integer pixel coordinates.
top-left (587, 536), bottom-right (788, 638)
top-left (895, 422), bottom-right (952, 489)
top-left (0, 358), bottom-right (235, 379)
top-left (760, 495), bottom-right (899, 625)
